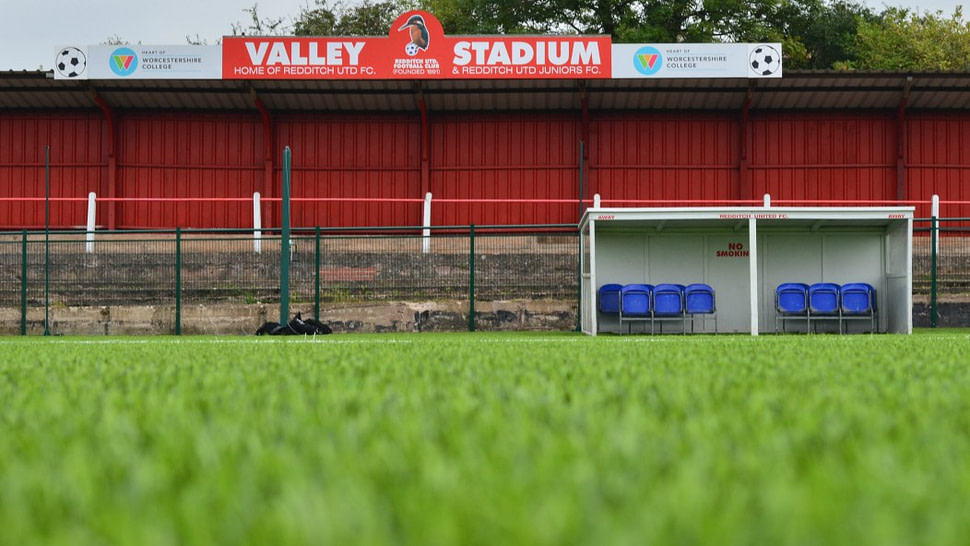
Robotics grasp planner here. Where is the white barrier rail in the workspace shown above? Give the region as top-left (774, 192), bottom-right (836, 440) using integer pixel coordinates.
top-left (85, 192), bottom-right (96, 254)
top-left (253, 192), bottom-right (262, 254)
top-left (66, 192), bottom-right (950, 256)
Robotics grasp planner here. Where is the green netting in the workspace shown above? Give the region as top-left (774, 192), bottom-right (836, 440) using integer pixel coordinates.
top-left (4, 221), bottom-right (969, 333)
top-left (0, 228), bottom-right (580, 331)
top-left (913, 220), bottom-right (970, 296)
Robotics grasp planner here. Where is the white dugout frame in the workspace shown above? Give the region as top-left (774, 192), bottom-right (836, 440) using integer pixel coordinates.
top-left (579, 207), bottom-right (914, 336)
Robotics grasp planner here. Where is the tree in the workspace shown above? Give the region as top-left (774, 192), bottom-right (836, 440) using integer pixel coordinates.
top-left (523, 0), bottom-right (723, 41)
top-left (292, 0), bottom-right (402, 36)
top-left (847, 7), bottom-right (970, 71)
top-left (102, 34), bottom-right (136, 45)
top-left (420, 0), bottom-right (551, 34)
top-left (231, 3), bottom-right (289, 36)
top-left (284, 0), bottom-right (782, 41)
top-left (770, 0), bottom-right (878, 69)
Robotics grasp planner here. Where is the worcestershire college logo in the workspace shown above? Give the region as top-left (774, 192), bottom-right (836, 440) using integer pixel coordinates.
top-left (110, 47), bottom-right (138, 77)
top-left (633, 46), bottom-right (662, 76)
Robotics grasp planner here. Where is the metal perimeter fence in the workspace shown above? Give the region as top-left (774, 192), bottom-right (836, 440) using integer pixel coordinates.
top-left (1, 219), bottom-right (967, 335)
top-left (0, 225), bottom-right (581, 335)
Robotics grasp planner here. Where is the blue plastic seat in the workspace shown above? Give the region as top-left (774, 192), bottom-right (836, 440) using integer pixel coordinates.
top-left (840, 282), bottom-right (877, 333)
top-left (598, 283), bottom-right (623, 314)
top-left (808, 282), bottom-right (841, 333)
top-left (775, 282), bottom-right (809, 332)
top-left (651, 283), bottom-right (686, 334)
top-left (619, 284), bottom-right (653, 333)
top-left (684, 283), bottom-right (717, 334)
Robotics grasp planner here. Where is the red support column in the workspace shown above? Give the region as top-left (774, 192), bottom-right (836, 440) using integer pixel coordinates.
top-left (91, 93), bottom-right (117, 230)
top-left (580, 91), bottom-right (591, 211)
top-left (738, 89), bottom-right (752, 203)
top-left (896, 80), bottom-right (912, 203)
top-left (896, 102), bottom-right (907, 203)
top-left (418, 97), bottom-right (430, 202)
top-left (253, 95), bottom-right (275, 228)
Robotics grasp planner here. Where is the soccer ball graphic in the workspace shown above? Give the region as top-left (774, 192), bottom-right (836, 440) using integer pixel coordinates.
top-left (405, 42), bottom-right (419, 56)
top-left (749, 45), bottom-right (780, 76)
top-left (56, 47), bottom-right (87, 78)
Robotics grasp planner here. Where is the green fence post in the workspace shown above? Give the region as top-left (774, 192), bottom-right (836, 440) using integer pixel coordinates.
top-left (469, 224), bottom-right (475, 332)
top-left (576, 231), bottom-right (582, 332)
top-left (280, 146), bottom-right (291, 324)
top-left (21, 230), bottom-right (27, 335)
top-left (314, 225), bottom-right (321, 320)
top-left (44, 145), bottom-right (51, 336)
top-left (577, 142), bottom-right (587, 331)
top-left (175, 227), bottom-right (182, 335)
top-left (930, 216), bottom-right (939, 328)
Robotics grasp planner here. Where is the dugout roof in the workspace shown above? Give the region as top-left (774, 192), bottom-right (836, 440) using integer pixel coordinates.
top-left (579, 206), bottom-right (915, 336)
top-left (3, 70), bottom-right (970, 112)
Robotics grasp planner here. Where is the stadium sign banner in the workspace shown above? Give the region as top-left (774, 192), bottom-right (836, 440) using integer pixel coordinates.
top-left (222, 11), bottom-right (612, 80)
top-left (611, 43), bottom-right (783, 79)
top-left (53, 45), bottom-right (222, 80)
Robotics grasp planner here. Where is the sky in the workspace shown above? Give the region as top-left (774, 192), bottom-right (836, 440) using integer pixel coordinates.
top-left (0, 0), bottom-right (965, 71)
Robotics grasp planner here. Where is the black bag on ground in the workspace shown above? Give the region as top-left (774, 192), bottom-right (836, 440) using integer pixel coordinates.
top-left (255, 312), bottom-right (332, 335)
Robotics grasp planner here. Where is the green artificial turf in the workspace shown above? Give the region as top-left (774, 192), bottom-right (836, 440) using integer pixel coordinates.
top-left (1, 331), bottom-right (969, 545)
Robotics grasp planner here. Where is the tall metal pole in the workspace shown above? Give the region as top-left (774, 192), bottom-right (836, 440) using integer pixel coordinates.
top-left (931, 215), bottom-right (938, 328)
top-left (575, 229), bottom-right (582, 333)
top-left (576, 141), bottom-right (585, 332)
top-left (21, 230), bottom-right (28, 336)
top-left (280, 146), bottom-right (292, 325)
top-left (468, 224), bottom-right (475, 332)
top-left (175, 227), bottom-right (182, 335)
top-left (314, 225), bottom-right (321, 320)
top-left (44, 146), bottom-right (51, 336)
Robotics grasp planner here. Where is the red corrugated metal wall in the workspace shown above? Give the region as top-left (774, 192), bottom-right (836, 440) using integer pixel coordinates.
top-left (117, 112), bottom-right (263, 229)
top-left (590, 113), bottom-right (740, 205)
top-left (430, 113), bottom-right (580, 226)
top-left (907, 112), bottom-right (970, 219)
top-left (6, 108), bottom-right (970, 229)
top-left (749, 112), bottom-right (897, 207)
top-left (0, 112), bottom-right (105, 229)
top-left (277, 113), bottom-right (421, 228)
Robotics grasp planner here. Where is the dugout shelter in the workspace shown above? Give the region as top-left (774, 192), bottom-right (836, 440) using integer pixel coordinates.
top-left (580, 205), bottom-right (914, 335)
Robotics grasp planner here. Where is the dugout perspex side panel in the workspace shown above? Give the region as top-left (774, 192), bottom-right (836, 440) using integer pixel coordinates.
top-left (579, 207), bottom-right (913, 336)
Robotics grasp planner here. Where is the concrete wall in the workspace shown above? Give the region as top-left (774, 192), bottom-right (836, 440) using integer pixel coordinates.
top-left (0, 300), bottom-right (578, 336)
top-left (2, 298), bottom-right (966, 335)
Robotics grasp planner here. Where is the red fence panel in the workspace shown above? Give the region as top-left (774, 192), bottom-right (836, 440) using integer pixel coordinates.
top-left (116, 112), bottom-right (262, 229)
top-left (277, 113), bottom-right (421, 228)
top-left (430, 113), bottom-right (580, 226)
top-left (0, 112), bottom-right (106, 229)
top-left (590, 113), bottom-right (740, 205)
top-left (749, 112), bottom-right (896, 206)
top-left (907, 113), bottom-right (970, 219)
